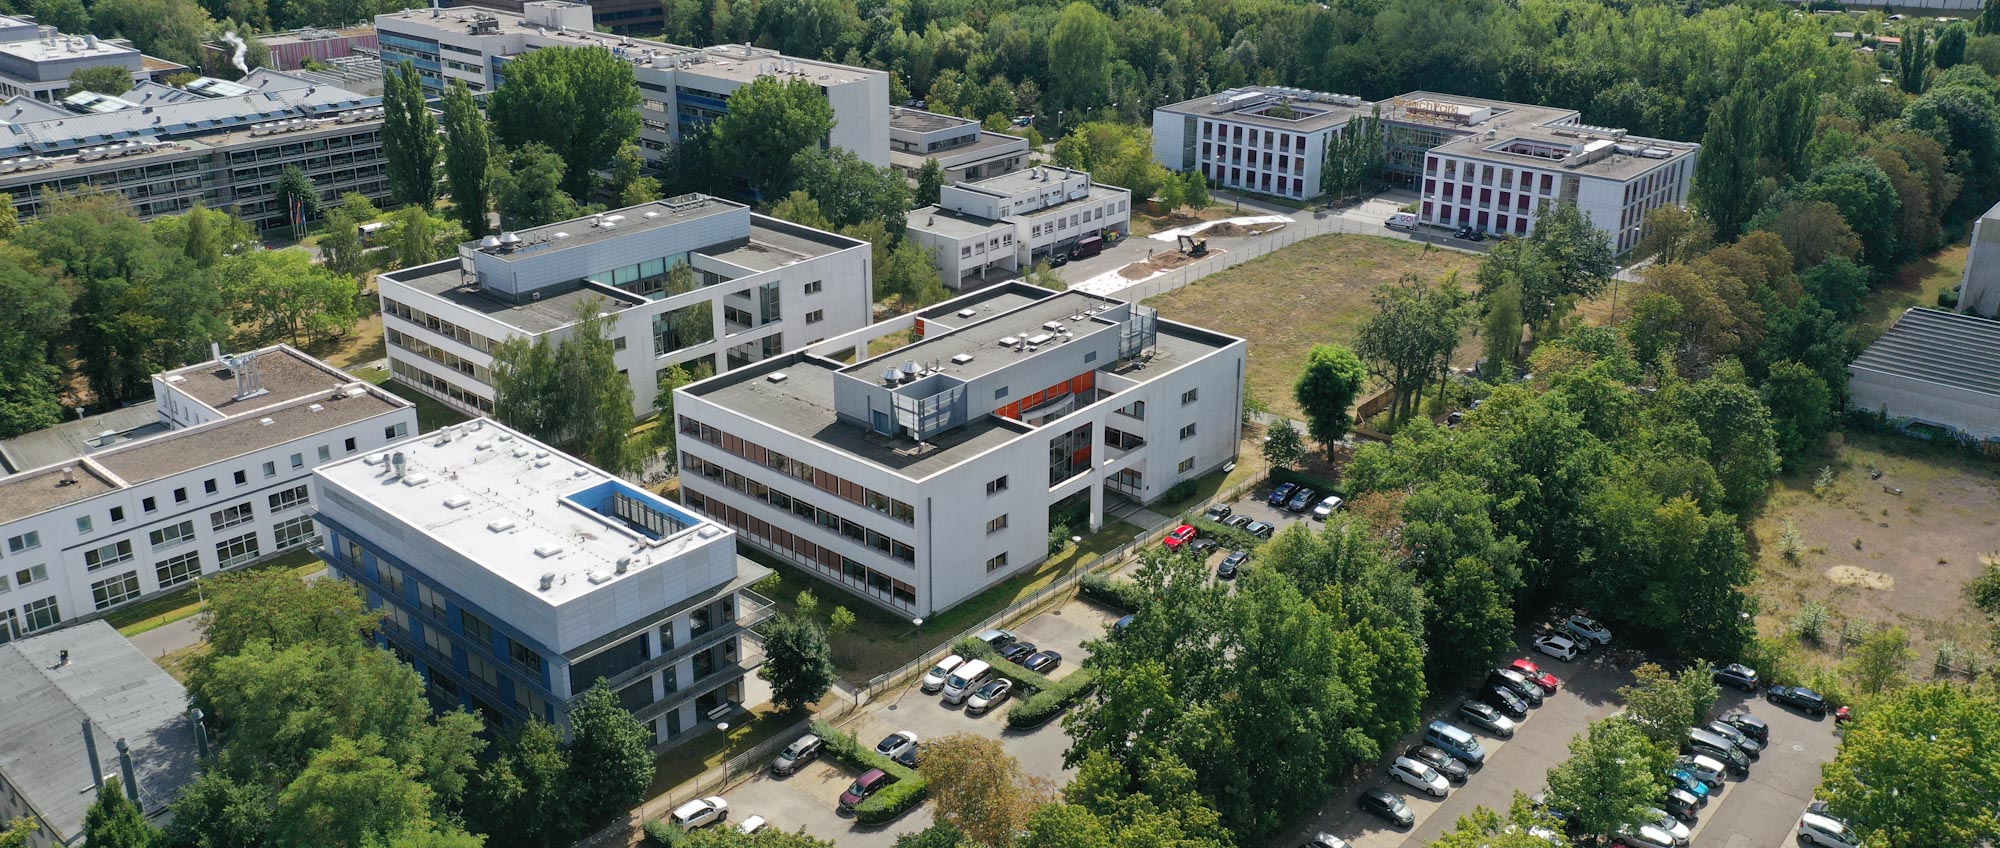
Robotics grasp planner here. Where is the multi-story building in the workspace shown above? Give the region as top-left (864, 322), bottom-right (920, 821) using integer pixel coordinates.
top-left (673, 282), bottom-right (1245, 616)
top-left (312, 418), bottom-right (773, 743)
top-left (0, 345), bottom-right (415, 642)
top-left (0, 621), bottom-right (201, 848)
top-left (378, 195), bottom-right (874, 418)
top-left (376, 2), bottom-right (889, 169)
top-left (0, 67), bottom-right (387, 227)
top-left (889, 107), bottom-right (1030, 184)
top-left (1151, 87), bottom-right (1700, 253)
top-left (204, 25), bottom-right (381, 73)
top-left (905, 165), bottom-right (1132, 286)
top-left (0, 19), bottom-right (187, 104)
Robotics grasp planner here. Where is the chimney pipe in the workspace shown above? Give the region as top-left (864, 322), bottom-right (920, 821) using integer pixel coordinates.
top-left (116, 738), bottom-right (138, 802)
top-left (81, 720), bottom-right (104, 789)
top-left (58, 648), bottom-right (69, 665)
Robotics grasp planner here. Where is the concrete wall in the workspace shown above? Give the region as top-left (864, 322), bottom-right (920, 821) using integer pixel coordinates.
top-left (1960, 200), bottom-right (2000, 318)
top-left (1848, 369), bottom-right (2000, 442)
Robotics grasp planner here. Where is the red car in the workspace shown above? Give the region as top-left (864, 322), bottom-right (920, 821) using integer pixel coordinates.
top-left (1509, 658), bottom-right (1561, 694)
top-left (1163, 524), bottom-right (1199, 550)
top-left (838, 768), bottom-right (893, 812)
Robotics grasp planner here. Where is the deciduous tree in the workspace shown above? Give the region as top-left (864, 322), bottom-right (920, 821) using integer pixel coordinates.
top-left (1047, 3), bottom-right (1111, 118)
top-left (696, 77), bottom-right (835, 199)
top-left (1261, 421), bottom-right (1305, 469)
top-left (1818, 683), bottom-right (2000, 848)
top-left (758, 611), bottom-right (836, 713)
top-left (1842, 625), bottom-right (1915, 696)
top-left (1542, 718), bottom-right (1666, 837)
top-left (493, 143), bottom-right (581, 228)
top-left (84, 778), bottom-right (161, 848)
top-left (384, 205), bottom-right (467, 270)
top-left (488, 46), bottom-right (640, 199)
top-left (490, 302), bottom-right (636, 472)
top-left (67, 65), bottom-right (133, 97)
top-left (1760, 360), bottom-right (1832, 468)
top-left (1293, 343), bottom-right (1365, 457)
top-left (1617, 662), bottom-right (1720, 747)
top-left (922, 734), bottom-right (1054, 848)
top-left (440, 81), bottom-right (492, 236)
top-left (565, 681), bottom-right (655, 824)
top-left (271, 736), bottom-right (434, 848)
top-left (787, 147), bottom-right (912, 233)
top-left (915, 158), bottom-right (946, 207)
top-left (383, 61), bottom-right (441, 209)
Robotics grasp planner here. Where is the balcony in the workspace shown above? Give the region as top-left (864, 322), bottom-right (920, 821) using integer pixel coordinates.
top-left (592, 589), bottom-right (775, 696)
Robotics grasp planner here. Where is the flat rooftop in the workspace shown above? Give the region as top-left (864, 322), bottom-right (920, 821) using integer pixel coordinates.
top-left (704, 220), bottom-right (859, 272)
top-left (314, 419), bottom-right (736, 606)
top-left (844, 290), bottom-right (1122, 381)
top-left (390, 263), bottom-right (644, 334)
top-left (93, 390), bottom-right (405, 486)
top-left (482, 196), bottom-right (741, 260)
top-left (889, 108), bottom-right (971, 133)
top-left (1155, 86), bottom-right (1371, 132)
top-left (1383, 91), bottom-right (1575, 132)
top-left (907, 204), bottom-right (1005, 239)
top-left (0, 402), bottom-right (161, 474)
top-left (0, 35), bottom-right (136, 63)
top-left (0, 461), bottom-right (121, 524)
top-left (694, 357), bottom-right (1031, 479)
top-left (891, 132), bottom-right (1028, 170)
top-left (159, 345), bottom-right (363, 414)
top-left (917, 285), bottom-right (1045, 329)
top-left (966, 166), bottom-right (1089, 197)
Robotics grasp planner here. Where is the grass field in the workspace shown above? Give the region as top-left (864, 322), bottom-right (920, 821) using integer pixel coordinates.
top-left (1856, 240), bottom-right (1968, 346)
top-left (1748, 430), bottom-right (2000, 676)
top-left (1143, 234), bottom-right (1477, 420)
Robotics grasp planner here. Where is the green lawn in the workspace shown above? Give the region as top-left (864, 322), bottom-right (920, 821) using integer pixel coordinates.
top-left (1149, 456), bottom-right (1267, 518)
top-left (646, 701), bottom-right (797, 797)
top-left (1856, 240), bottom-right (1968, 346)
top-left (106, 548), bottom-right (328, 637)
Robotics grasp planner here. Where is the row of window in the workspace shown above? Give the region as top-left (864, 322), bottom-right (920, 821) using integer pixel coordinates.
top-left (682, 455), bottom-right (916, 563)
top-left (1027, 202), bottom-right (1122, 239)
top-left (1202, 163), bottom-right (1308, 199)
top-left (388, 328), bottom-right (491, 383)
top-left (360, 539), bottom-right (546, 679)
top-left (677, 418), bottom-right (917, 524)
top-left (392, 359), bottom-right (497, 413)
top-left (385, 298), bottom-right (502, 354)
top-left (685, 485), bottom-right (919, 610)
top-left (1200, 120), bottom-right (1310, 153)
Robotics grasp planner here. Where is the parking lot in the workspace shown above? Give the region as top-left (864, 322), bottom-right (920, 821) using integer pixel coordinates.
top-left (1120, 481), bottom-right (1329, 581)
top-left (693, 594), bottom-right (1124, 846)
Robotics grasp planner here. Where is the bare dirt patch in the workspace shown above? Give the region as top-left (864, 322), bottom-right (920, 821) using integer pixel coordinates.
top-left (1750, 430), bottom-right (2000, 669)
top-left (1118, 247), bottom-right (1222, 279)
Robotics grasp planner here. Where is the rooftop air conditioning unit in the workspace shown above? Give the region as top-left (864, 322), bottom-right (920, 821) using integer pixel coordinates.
top-left (765, 372), bottom-right (788, 383)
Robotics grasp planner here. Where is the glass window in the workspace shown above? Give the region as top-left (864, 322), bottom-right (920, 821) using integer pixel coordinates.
top-left (216, 532), bottom-right (260, 569)
top-left (273, 515), bottom-right (317, 550)
top-left (263, 461), bottom-right (276, 478)
top-left (156, 551), bottom-right (202, 588)
top-left (91, 572), bottom-right (142, 610)
top-left (508, 638), bottom-right (543, 675)
top-left (211, 502), bottom-right (255, 531)
top-left (233, 469), bottom-right (247, 485)
top-left (75, 515), bottom-right (93, 534)
top-left (6, 531), bottom-right (39, 553)
top-left (987, 514), bottom-right (1008, 534)
top-left (986, 476), bottom-right (1008, 496)
top-left (14, 564), bottom-right (47, 586)
top-left (461, 609), bottom-right (493, 647)
top-left (109, 506), bottom-right (124, 523)
top-left (22, 596), bottom-right (59, 632)
top-left (149, 520), bottom-right (196, 550)
top-left (418, 583), bottom-right (448, 619)
top-left (203, 479), bottom-right (218, 494)
top-left (83, 540), bottom-right (134, 571)
top-left (142, 496), bottom-right (156, 513)
top-left (269, 485), bottom-right (310, 513)
top-left (985, 553), bottom-right (1008, 572)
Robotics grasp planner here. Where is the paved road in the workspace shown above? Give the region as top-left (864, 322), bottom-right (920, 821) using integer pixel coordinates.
top-left (1689, 689), bottom-right (1839, 848)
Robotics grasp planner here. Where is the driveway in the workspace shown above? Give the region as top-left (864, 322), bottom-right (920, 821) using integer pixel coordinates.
top-left (720, 757), bottom-right (935, 848)
top-left (1687, 690), bottom-right (1840, 848)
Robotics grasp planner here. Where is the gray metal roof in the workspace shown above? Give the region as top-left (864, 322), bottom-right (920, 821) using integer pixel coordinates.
top-left (0, 401), bottom-right (160, 474)
top-left (0, 622), bottom-right (199, 842)
top-left (1851, 307), bottom-right (2000, 399)
top-left (0, 70), bottom-right (376, 157)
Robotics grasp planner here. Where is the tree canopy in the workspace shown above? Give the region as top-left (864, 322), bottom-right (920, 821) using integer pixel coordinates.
top-left (488, 46), bottom-right (642, 199)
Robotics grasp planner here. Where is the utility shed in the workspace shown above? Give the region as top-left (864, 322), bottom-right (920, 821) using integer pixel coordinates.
top-left (1848, 307), bottom-right (2000, 445)
top-left (0, 621), bottom-right (200, 848)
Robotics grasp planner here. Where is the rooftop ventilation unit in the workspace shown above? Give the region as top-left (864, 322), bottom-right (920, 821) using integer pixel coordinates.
top-left (585, 571), bottom-right (612, 585)
top-left (257, 417), bottom-right (274, 426)
top-left (497, 231), bottom-right (521, 248)
top-left (534, 544), bottom-right (565, 558)
top-left (475, 440), bottom-right (493, 450)
top-left (402, 473), bottom-right (430, 486)
top-left (957, 308), bottom-right (977, 318)
top-left (950, 353), bottom-right (974, 365)
top-left (643, 211), bottom-right (660, 219)
top-left (1042, 321), bottom-right (1062, 331)
top-left (487, 519), bottom-right (516, 532)
top-left (537, 573), bottom-right (555, 591)
top-left (479, 235), bottom-right (501, 248)
top-left (902, 360), bottom-right (920, 379)
top-left (1026, 333), bottom-right (1053, 346)
top-left (532, 458), bottom-right (552, 468)
top-left (443, 495), bottom-right (471, 509)
top-left (614, 556), bottom-right (632, 574)
top-left (997, 336), bottom-right (1021, 347)
top-left (765, 372), bottom-right (788, 383)
top-left (307, 403), bottom-right (324, 412)
top-left (882, 367), bottom-right (901, 386)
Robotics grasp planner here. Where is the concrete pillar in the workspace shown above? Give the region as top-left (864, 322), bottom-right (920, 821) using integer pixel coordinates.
top-left (1088, 481), bottom-right (1104, 532)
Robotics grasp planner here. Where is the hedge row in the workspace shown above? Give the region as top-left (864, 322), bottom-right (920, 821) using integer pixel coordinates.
top-left (1187, 517), bottom-right (1265, 552)
top-left (1079, 573), bottom-right (1145, 612)
top-left (809, 720), bottom-right (927, 825)
top-left (1007, 666), bottom-right (1097, 728)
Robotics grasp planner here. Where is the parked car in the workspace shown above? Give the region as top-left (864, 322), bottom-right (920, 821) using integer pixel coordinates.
top-left (1767, 685), bottom-right (1829, 716)
top-left (1404, 745), bottom-right (1469, 783)
top-left (1188, 538), bottom-right (1220, 559)
top-left (1243, 520), bottom-right (1276, 538)
top-left (737, 815), bottom-right (768, 835)
top-left (1509, 658), bottom-right (1562, 693)
top-left (1357, 788), bottom-right (1415, 827)
top-left (1047, 252), bottom-right (1069, 268)
top-left (1286, 487), bottom-right (1319, 512)
top-left (1268, 483), bottom-right (1299, 506)
top-left (1458, 701), bottom-right (1517, 737)
top-left (920, 656), bottom-right (965, 694)
top-left (1111, 614), bottom-right (1135, 638)
top-left (1683, 730), bottom-right (1749, 775)
top-left (1303, 832), bottom-right (1352, 848)
top-left (1452, 225), bottom-right (1485, 242)
top-left (1613, 823), bottom-right (1677, 848)
top-left (1718, 711), bottom-right (1769, 743)
top-left (1674, 754), bottom-right (1727, 788)
top-left (1796, 811), bottom-right (1861, 848)
top-left (875, 731), bottom-right (919, 759)
top-left (838, 769), bottom-right (893, 812)
top-left (771, 734), bottom-right (823, 776)
top-left (1704, 721), bottom-right (1764, 759)
top-left (1023, 650), bottom-right (1062, 674)
top-left (671, 797), bottom-right (730, 829)
top-left (1533, 634), bottom-right (1581, 662)
top-left (1666, 770), bottom-right (1711, 804)
top-left (895, 742), bottom-right (923, 769)
top-left (1564, 614), bottom-right (1613, 646)
top-left (966, 679), bottom-right (1013, 715)
top-left (1481, 684), bottom-right (1529, 719)
top-left (1661, 787), bottom-right (1702, 822)
top-left (1311, 495), bottom-right (1344, 520)
top-left (1226, 514), bottom-right (1256, 529)
top-left (1164, 524), bottom-right (1199, 551)
top-left (1389, 756), bottom-right (1450, 797)
top-left (1202, 503), bottom-right (1233, 522)
top-left (1424, 720), bottom-right (1486, 765)
top-left (1000, 641), bottom-right (1038, 663)
top-left (1645, 806), bottom-right (1692, 844)
top-left (1712, 662), bottom-right (1760, 691)
top-left (1488, 668), bottom-right (1546, 706)
top-left (1218, 550), bottom-right (1249, 579)
top-left (975, 629), bottom-right (1017, 650)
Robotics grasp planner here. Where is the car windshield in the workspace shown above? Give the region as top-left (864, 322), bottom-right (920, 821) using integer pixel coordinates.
top-left (1573, 616), bottom-right (1598, 629)
top-left (848, 778), bottom-right (872, 795)
top-left (978, 680), bottom-right (1006, 697)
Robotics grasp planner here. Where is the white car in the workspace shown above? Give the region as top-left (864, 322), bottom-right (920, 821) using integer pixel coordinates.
top-left (920, 655), bottom-right (964, 694)
top-left (1644, 807), bottom-right (1690, 845)
top-left (1390, 756), bottom-right (1449, 797)
top-left (1564, 614), bottom-right (1612, 646)
top-left (966, 678), bottom-right (1014, 715)
top-left (1796, 812), bottom-right (1860, 848)
top-left (1311, 495), bottom-right (1344, 520)
top-left (1504, 824), bottom-right (1565, 846)
top-left (1675, 754), bottom-right (1727, 788)
top-left (737, 815), bottom-right (768, 835)
top-left (874, 731), bottom-right (919, 759)
top-left (1534, 634), bottom-right (1581, 662)
top-left (1305, 833), bottom-right (1351, 848)
top-left (670, 797), bottom-right (729, 830)
top-left (1614, 823), bottom-right (1675, 848)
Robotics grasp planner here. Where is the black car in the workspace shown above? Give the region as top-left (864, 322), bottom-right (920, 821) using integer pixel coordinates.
top-left (1268, 482), bottom-right (1299, 506)
top-left (1718, 711), bottom-right (1769, 743)
top-left (1226, 514), bottom-right (1256, 530)
top-left (1766, 685), bottom-right (1829, 716)
top-left (1453, 225), bottom-right (1485, 242)
top-left (1202, 503), bottom-right (1233, 522)
top-left (1487, 669), bottom-right (1545, 706)
top-left (1243, 521), bottom-right (1276, 538)
top-left (1218, 550), bottom-right (1249, 580)
top-left (1188, 538), bottom-right (1220, 558)
top-left (1704, 721), bottom-right (1764, 759)
top-left (1404, 745), bottom-right (1469, 783)
top-left (1111, 614), bottom-right (1135, 638)
top-left (1357, 788), bottom-right (1415, 828)
top-left (1022, 650), bottom-right (1062, 674)
top-left (1000, 641), bottom-right (1038, 663)
top-left (895, 742), bottom-right (923, 769)
top-left (1480, 684), bottom-right (1529, 719)
top-left (1048, 252), bottom-right (1070, 268)
top-left (1713, 663), bottom-right (1761, 692)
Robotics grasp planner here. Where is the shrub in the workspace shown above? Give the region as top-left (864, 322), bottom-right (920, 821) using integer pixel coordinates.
top-left (808, 720), bottom-right (926, 823)
top-left (642, 820), bottom-right (685, 847)
top-left (1049, 522), bottom-right (1073, 556)
top-left (1939, 287), bottom-right (1960, 308)
top-left (1007, 667), bottom-right (1098, 728)
top-left (1792, 601), bottom-right (1828, 644)
top-left (1188, 517), bottom-right (1263, 552)
top-left (1162, 479), bottom-right (1199, 505)
top-left (1079, 574), bottom-right (1145, 612)
top-left (855, 774), bottom-right (929, 825)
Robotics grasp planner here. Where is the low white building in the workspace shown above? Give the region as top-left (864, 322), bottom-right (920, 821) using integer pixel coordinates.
top-left (377, 195), bottom-right (874, 418)
top-left (906, 166), bottom-right (1131, 286)
top-left (889, 107), bottom-right (1030, 184)
top-left (1848, 307), bottom-right (2000, 446)
top-left (0, 346), bottom-right (415, 641)
top-left (1152, 86), bottom-right (1369, 202)
top-left (673, 283), bottom-right (1244, 616)
top-left (312, 418), bottom-right (772, 743)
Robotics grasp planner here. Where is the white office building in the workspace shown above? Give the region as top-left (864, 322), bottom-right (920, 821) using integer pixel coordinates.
top-left (376, 2), bottom-right (889, 170)
top-left (378, 195), bottom-right (874, 418)
top-left (1152, 85), bottom-right (1369, 202)
top-left (312, 418), bottom-right (772, 743)
top-left (0, 18), bottom-right (187, 104)
top-left (0, 346), bottom-right (415, 641)
top-left (905, 165), bottom-right (1131, 286)
top-left (889, 107), bottom-right (1031, 184)
top-left (673, 282), bottom-right (1245, 616)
